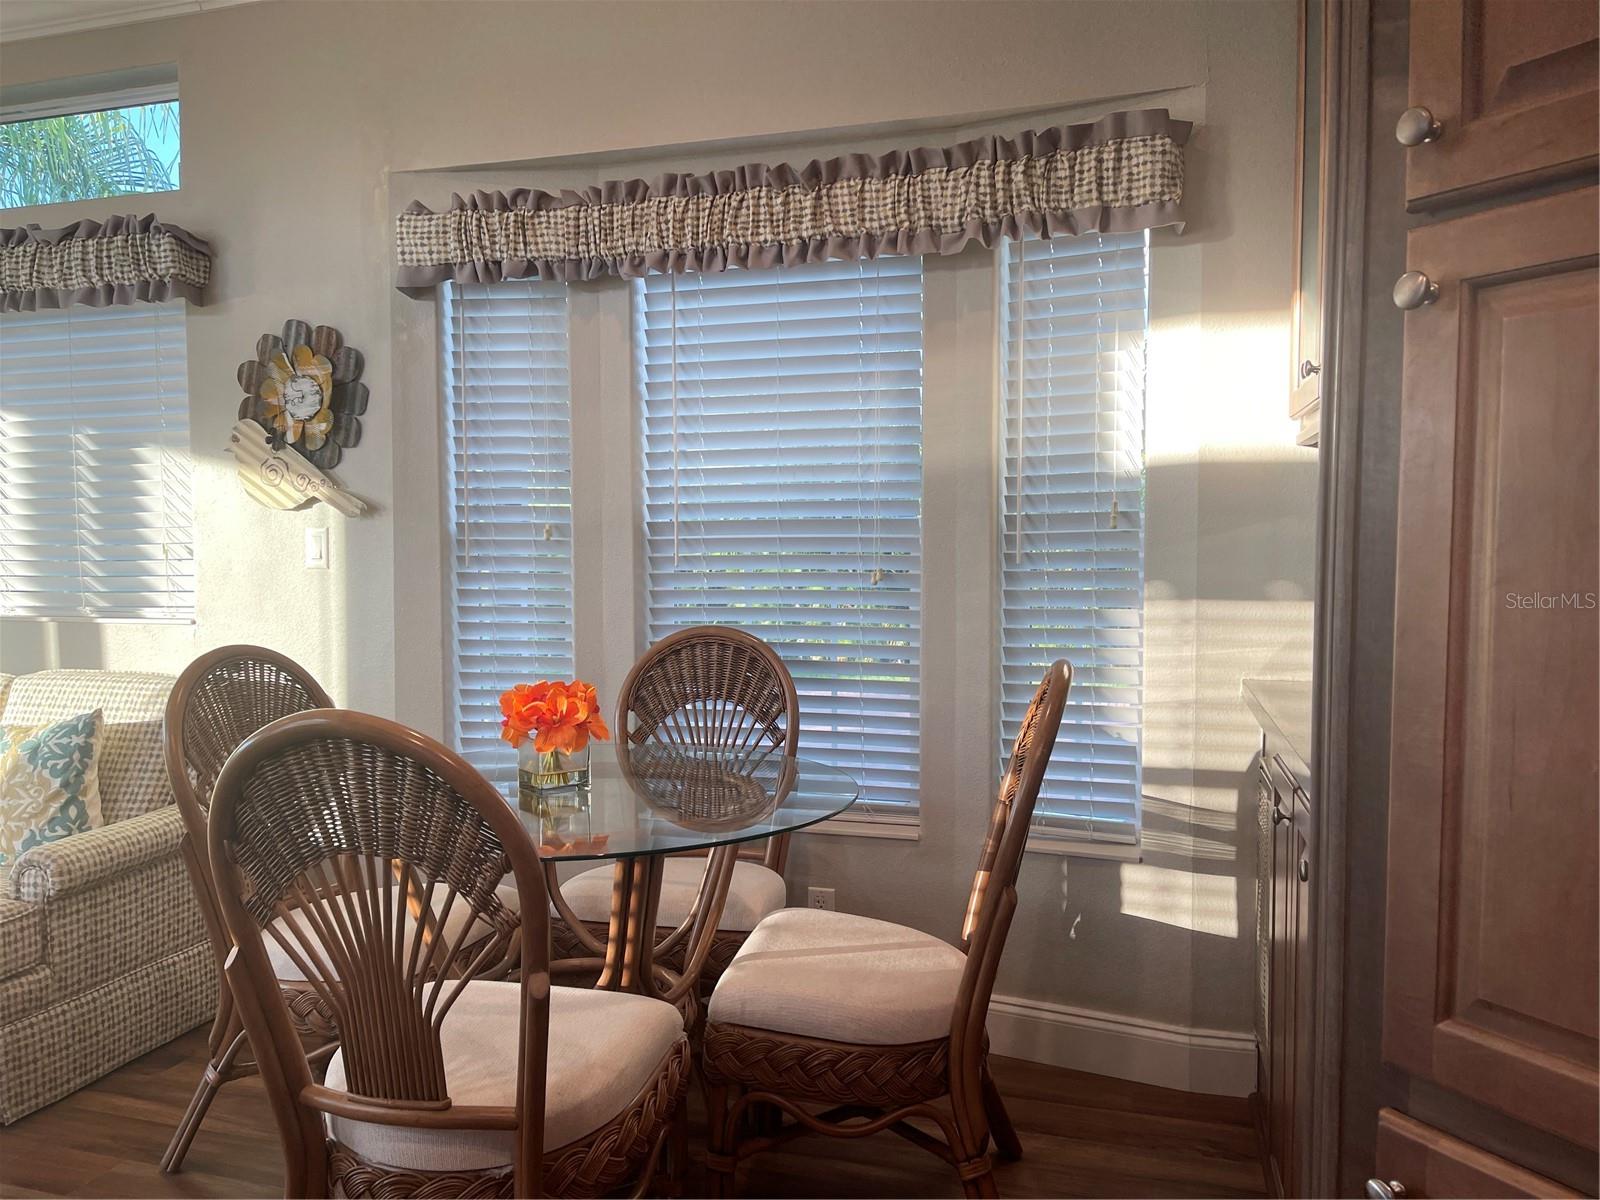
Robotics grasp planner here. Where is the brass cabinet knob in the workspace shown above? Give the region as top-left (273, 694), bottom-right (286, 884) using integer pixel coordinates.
top-left (1395, 106), bottom-right (1442, 146)
top-left (1393, 271), bottom-right (1440, 310)
top-left (1365, 1180), bottom-right (1406, 1199)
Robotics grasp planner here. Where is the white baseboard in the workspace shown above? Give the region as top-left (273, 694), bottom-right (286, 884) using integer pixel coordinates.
top-left (985, 994), bottom-right (1257, 1098)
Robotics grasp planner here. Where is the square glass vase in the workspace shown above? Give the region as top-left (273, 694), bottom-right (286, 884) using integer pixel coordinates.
top-left (516, 743), bottom-right (591, 812)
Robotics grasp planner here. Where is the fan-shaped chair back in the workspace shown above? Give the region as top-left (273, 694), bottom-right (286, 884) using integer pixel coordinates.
top-left (617, 626), bottom-right (799, 870)
top-left (208, 710), bottom-right (550, 1196)
top-left (164, 646), bottom-right (334, 963)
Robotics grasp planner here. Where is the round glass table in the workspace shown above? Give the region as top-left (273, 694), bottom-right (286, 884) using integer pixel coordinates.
top-left (505, 743), bottom-right (857, 1005)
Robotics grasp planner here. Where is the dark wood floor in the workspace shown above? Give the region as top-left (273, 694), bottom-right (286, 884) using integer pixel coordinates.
top-left (0, 1028), bottom-right (1266, 1199)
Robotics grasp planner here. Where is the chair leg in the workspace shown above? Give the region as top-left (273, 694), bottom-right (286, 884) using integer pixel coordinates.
top-left (981, 1064), bottom-right (1023, 1161)
top-left (961, 1161), bottom-right (1000, 1199)
top-left (703, 1079), bottom-right (737, 1199)
top-left (668, 1098), bottom-right (689, 1198)
top-left (161, 1025), bottom-right (248, 1172)
top-left (204, 979), bottom-right (235, 1058)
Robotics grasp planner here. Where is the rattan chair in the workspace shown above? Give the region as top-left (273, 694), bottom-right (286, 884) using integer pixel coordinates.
top-left (161, 646), bottom-right (519, 1173)
top-left (701, 660), bottom-right (1072, 1199)
top-left (550, 627), bottom-right (800, 989)
top-left (208, 709), bottom-right (690, 1199)
top-left (160, 646), bottom-right (335, 1172)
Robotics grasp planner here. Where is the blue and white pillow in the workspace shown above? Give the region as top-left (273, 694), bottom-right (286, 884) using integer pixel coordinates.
top-left (0, 709), bottom-right (105, 874)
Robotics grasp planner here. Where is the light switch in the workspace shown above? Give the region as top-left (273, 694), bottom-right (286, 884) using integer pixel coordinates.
top-left (304, 526), bottom-right (329, 569)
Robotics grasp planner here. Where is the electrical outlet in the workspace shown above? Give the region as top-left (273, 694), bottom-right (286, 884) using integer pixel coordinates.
top-left (806, 887), bottom-right (835, 911)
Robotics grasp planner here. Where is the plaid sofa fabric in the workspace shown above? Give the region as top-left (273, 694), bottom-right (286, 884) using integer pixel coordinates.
top-left (0, 670), bottom-right (213, 1123)
top-left (0, 900), bottom-right (43, 981)
top-left (3, 670), bottom-right (175, 823)
top-left (0, 943), bottom-right (214, 1124)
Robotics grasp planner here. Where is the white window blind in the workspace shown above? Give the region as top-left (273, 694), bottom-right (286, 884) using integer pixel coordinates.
top-left (441, 280), bottom-right (575, 789)
top-left (999, 232), bottom-right (1149, 846)
top-left (0, 301), bottom-right (194, 621)
top-left (636, 258), bottom-right (924, 815)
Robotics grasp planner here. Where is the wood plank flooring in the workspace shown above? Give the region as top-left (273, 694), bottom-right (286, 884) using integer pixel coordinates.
top-left (0, 1028), bottom-right (1266, 1198)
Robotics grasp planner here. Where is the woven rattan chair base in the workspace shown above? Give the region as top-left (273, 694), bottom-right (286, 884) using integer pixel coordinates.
top-left (326, 1037), bottom-right (690, 1199)
top-left (702, 1023), bottom-right (951, 1108)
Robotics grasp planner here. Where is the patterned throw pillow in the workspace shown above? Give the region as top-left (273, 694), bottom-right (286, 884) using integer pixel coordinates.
top-left (0, 710), bottom-right (106, 873)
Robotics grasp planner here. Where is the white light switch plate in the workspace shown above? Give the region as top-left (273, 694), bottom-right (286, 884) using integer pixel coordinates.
top-left (304, 526), bottom-right (329, 569)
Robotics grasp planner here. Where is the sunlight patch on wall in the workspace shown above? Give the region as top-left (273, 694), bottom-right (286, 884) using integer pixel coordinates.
top-left (1148, 308), bottom-right (1296, 463)
top-left (1119, 862), bottom-right (1240, 939)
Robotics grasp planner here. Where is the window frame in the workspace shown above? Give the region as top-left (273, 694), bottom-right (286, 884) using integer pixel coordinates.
top-left (0, 77), bottom-right (181, 209)
top-left (419, 234), bottom-right (1159, 858)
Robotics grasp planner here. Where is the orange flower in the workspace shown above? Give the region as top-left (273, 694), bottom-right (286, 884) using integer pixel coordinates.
top-left (499, 679), bottom-right (611, 754)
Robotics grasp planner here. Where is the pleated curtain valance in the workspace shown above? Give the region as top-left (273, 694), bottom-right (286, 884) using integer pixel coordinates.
top-left (396, 107), bottom-right (1191, 286)
top-left (0, 215), bottom-right (212, 312)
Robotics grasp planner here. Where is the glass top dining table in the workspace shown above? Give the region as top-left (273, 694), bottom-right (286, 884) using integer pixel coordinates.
top-left (505, 743), bottom-right (859, 860)
top-left (504, 743), bottom-right (857, 1005)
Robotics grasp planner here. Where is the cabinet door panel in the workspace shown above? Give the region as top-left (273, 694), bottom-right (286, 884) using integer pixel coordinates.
top-left (1386, 187), bottom-right (1599, 1148)
top-left (1375, 1110), bottom-right (1581, 1199)
top-left (1407, 0), bottom-right (1597, 206)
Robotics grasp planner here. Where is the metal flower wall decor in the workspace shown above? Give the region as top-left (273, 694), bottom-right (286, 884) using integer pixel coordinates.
top-left (239, 321), bottom-right (365, 464)
top-left (228, 320), bottom-right (369, 515)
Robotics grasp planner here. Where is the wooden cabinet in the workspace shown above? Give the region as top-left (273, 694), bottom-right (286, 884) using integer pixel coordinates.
top-left (1374, 1111), bottom-right (1584, 1199)
top-left (1254, 747), bottom-right (1316, 1197)
top-left (1406, 0), bottom-right (1598, 207)
top-left (1386, 185), bottom-right (1599, 1154)
top-left (1381, 4), bottom-right (1600, 1179)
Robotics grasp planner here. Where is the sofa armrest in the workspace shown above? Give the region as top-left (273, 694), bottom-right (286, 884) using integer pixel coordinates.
top-left (8, 806), bottom-right (186, 904)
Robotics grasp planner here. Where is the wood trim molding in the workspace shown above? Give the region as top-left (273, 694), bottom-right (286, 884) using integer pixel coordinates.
top-left (1308, 0), bottom-right (1370, 1193)
top-left (985, 994), bottom-right (1256, 1098)
top-left (0, 0), bottom-right (265, 44)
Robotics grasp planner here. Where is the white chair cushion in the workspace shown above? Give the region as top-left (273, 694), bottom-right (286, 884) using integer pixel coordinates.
top-left (324, 979), bottom-right (684, 1171)
top-left (708, 908), bottom-right (967, 1045)
top-left (267, 883), bottom-right (522, 982)
top-left (558, 858), bottom-right (785, 933)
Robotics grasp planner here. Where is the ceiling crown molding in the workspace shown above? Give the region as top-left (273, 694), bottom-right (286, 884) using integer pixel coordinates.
top-left (0, 0), bottom-right (267, 44)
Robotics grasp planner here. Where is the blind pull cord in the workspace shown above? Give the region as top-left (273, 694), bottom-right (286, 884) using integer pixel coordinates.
top-left (1012, 239), bottom-right (1026, 566)
top-left (670, 270), bottom-right (680, 568)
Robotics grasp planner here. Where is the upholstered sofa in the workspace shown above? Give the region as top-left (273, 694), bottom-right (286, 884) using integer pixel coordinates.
top-left (0, 670), bottom-right (213, 1123)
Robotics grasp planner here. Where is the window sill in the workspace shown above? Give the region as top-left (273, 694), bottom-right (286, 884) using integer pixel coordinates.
top-left (1024, 835), bottom-right (1142, 862)
top-left (800, 814), bottom-right (921, 842)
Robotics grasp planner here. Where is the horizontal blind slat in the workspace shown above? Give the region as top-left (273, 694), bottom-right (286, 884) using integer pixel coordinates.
top-left (1000, 233), bottom-right (1149, 842)
top-left (0, 301), bottom-right (195, 620)
top-left (637, 259), bottom-right (924, 814)
top-left (443, 280), bottom-right (577, 790)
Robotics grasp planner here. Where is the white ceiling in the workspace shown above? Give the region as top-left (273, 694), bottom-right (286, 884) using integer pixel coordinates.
top-left (0, 0), bottom-right (268, 43)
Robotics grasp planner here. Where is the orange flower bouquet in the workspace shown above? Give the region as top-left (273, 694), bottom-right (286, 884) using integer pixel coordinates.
top-left (500, 680), bottom-right (610, 803)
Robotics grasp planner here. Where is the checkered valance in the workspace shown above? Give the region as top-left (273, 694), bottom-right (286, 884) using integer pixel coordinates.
top-left (396, 108), bottom-right (1191, 286)
top-left (1, 215), bottom-right (211, 312)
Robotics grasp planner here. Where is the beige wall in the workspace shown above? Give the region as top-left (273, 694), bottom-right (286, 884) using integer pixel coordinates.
top-left (0, 0), bottom-right (1314, 1042)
